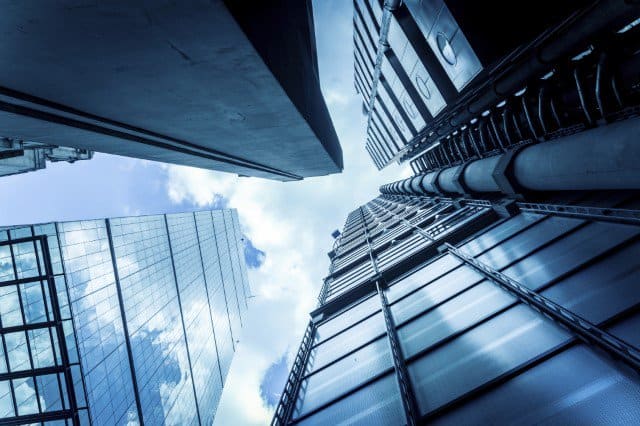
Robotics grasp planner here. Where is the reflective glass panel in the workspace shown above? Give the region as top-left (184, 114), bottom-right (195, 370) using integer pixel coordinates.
top-left (458, 213), bottom-right (543, 257)
top-left (431, 345), bottom-right (640, 425)
top-left (390, 265), bottom-right (484, 325)
top-left (295, 337), bottom-right (392, 418)
top-left (0, 245), bottom-right (14, 281)
top-left (36, 374), bottom-right (62, 412)
top-left (0, 285), bottom-right (22, 327)
top-left (408, 304), bottom-right (571, 414)
top-left (22, 281), bottom-right (47, 324)
top-left (5, 331), bottom-right (30, 372)
top-left (297, 373), bottom-right (404, 426)
top-left (477, 216), bottom-right (583, 270)
top-left (0, 380), bottom-right (14, 417)
top-left (387, 254), bottom-right (461, 303)
top-left (315, 295), bottom-right (380, 343)
top-left (503, 221), bottom-right (638, 291)
top-left (542, 240), bottom-right (640, 325)
top-left (398, 281), bottom-right (516, 357)
top-left (13, 377), bottom-right (38, 415)
top-left (308, 312), bottom-right (385, 373)
top-left (29, 328), bottom-right (54, 369)
top-left (14, 242), bottom-right (39, 279)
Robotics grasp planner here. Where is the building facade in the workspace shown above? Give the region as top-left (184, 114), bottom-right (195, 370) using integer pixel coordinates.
top-left (0, 139), bottom-right (92, 178)
top-left (272, 190), bottom-right (640, 424)
top-left (0, 209), bottom-right (250, 425)
top-left (354, 0), bottom-right (640, 170)
top-left (0, 0), bottom-right (342, 181)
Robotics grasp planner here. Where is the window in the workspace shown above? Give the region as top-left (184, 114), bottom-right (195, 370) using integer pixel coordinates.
top-left (408, 304), bottom-right (571, 414)
top-left (308, 312), bottom-right (385, 373)
top-left (295, 337), bottom-right (392, 418)
top-left (397, 281), bottom-right (515, 357)
top-left (296, 373), bottom-right (404, 426)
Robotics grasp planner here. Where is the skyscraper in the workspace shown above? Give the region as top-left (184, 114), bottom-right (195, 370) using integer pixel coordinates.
top-left (0, 0), bottom-right (342, 181)
top-left (353, 0), bottom-right (640, 170)
top-left (0, 209), bottom-right (250, 424)
top-left (271, 3), bottom-right (640, 422)
top-left (272, 190), bottom-right (640, 425)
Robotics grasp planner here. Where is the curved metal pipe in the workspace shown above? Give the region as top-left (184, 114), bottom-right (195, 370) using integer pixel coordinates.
top-left (381, 116), bottom-right (640, 196)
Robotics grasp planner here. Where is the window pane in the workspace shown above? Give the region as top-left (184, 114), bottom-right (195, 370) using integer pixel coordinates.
top-left (398, 281), bottom-right (516, 357)
top-left (308, 312), bottom-right (386, 373)
top-left (63, 321), bottom-right (78, 364)
top-left (408, 304), bottom-right (571, 414)
top-left (544, 241), bottom-right (640, 331)
top-left (458, 213), bottom-right (543, 257)
top-left (36, 374), bottom-right (62, 412)
top-left (477, 216), bottom-right (582, 270)
top-left (6, 332), bottom-right (30, 372)
top-left (608, 312), bottom-right (640, 346)
top-left (390, 265), bottom-right (485, 325)
top-left (10, 228), bottom-right (32, 239)
top-left (0, 285), bottom-right (22, 327)
top-left (0, 380), bottom-right (14, 417)
top-left (297, 374), bottom-right (404, 426)
top-left (295, 337), bottom-right (392, 418)
top-left (432, 345), bottom-right (640, 425)
top-left (21, 282), bottom-right (47, 324)
top-left (14, 242), bottom-right (39, 279)
top-left (0, 245), bottom-right (14, 281)
top-left (0, 341), bottom-right (5, 374)
top-left (503, 221), bottom-right (638, 291)
top-left (386, 254), bottom-right (461, 303)
top-left (13, 377), bottom-right (39, 415)
top-left (71, 365), bottom-right (86, 407)
top-left (315, 295), bottom-right (380, 343)
top-left (54, 276), bottom-right (70, 319)
top-left (29, 328), bottom-right (55, 368)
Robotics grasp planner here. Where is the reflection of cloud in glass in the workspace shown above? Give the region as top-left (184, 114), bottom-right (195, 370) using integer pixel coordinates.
top-left (13, 377), bottom-right (40, 415)
top-left (0, 245), bottom-right (13, 280)
top-left (139, 309), bottom-right (194, 424)
top-left (0, 286), bottom-right (22, 327)
top-left (13, 242), bottom-right (38, 279)
top-left (59, 222), bottom-right (138, 424)
top-left (0, 381), bottom-right (14, 416)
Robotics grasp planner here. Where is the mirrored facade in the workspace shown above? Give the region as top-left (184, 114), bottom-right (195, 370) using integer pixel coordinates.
top-left (0, 209), bottom-right (250, 425)
top-left (273, 192), bottom-right (640, 425)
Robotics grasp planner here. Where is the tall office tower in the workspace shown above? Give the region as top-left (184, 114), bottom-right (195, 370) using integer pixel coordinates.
top-left (0, 139), bottom-right (92, 178)
top-left (353, 0), bottom-right (640, 170)
top-left (0, 0), bottom-right (342, 181)
top-left (272, 189), bottom-right (640, 424)
top-left (0, 209), bottom-right (250, 425)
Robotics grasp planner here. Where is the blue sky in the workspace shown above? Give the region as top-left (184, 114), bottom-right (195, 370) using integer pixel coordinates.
top-left (0, 1), bottom-right (410, 424)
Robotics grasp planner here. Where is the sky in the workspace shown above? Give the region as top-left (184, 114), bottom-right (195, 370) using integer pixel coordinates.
top-left (0, 1), bottom-right (409, 424)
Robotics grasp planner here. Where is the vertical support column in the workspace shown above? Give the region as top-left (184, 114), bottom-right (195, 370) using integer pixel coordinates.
top-left (105, 219), bottom-right (145, 425)
top-left (40, 236), bottom-right (80, 426)
top-left (376, 280), bottom-right (419, 425)
top-left (271, 322), bottom-right (317, 426)
top-left (360, 205), bottom-right (419, 425)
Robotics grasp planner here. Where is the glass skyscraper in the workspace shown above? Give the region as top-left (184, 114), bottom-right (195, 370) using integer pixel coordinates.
top-left (0, 209), bottom-right (250, 425)
top-left (273, 191), bottom-right (640, 424)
